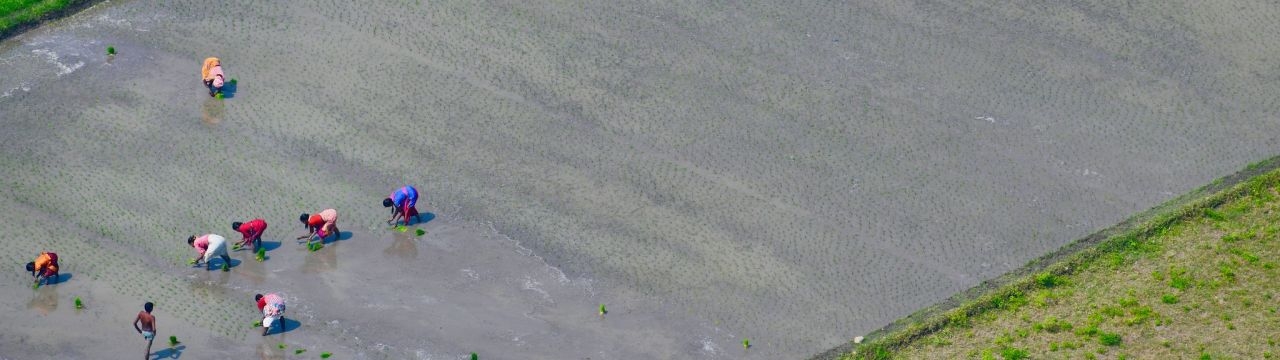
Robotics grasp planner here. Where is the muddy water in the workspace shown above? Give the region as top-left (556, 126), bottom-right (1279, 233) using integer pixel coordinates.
top-left (3, 0), bottom-right (1280, 359)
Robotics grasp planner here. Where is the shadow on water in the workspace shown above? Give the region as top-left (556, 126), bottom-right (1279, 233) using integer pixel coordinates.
top-left (267, 317), bottom-right (300, 335)
top-left (329, 231), bottom-right (353, 243)
top-left (259, 240), bottom-right (282, 252)
top-left (221, 81), bottom-right (237, 98)
top-left (151, 344), bottom-right (185, 359)
top-left (45, 272), bottom-right (72, 285)
top-left (392, 211), bottom-right (436, 226)
top-left (205, 257), bottom-right (240, 271)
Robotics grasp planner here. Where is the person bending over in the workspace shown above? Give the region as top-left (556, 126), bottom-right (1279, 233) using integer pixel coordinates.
top-left (188, 234), bottom-right (232, 271)
top-left (232, 218), bottom-right (268, 251)
top-left (384, 185), bottom-right (422, 225)
top-left (297, 208), bottom-right (339, 243)
top-left (25, 251), bottom-right (59, 287)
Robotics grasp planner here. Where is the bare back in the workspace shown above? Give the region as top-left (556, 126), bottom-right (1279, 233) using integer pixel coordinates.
top-left (135, 311), bottom-right (155, 332)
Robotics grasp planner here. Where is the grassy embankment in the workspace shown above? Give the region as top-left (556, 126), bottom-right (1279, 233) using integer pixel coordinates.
top-left (0, 0), bottom-right (92, 38)
top-left (840, 159), bottom-right (1280, 359)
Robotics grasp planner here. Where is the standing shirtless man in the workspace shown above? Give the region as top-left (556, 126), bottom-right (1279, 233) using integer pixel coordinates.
top-left (133, 302), bottom-right (156, 359)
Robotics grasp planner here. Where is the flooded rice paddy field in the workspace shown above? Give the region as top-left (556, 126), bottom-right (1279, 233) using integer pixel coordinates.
top-left (2, 0), bottom-right (1279, 359)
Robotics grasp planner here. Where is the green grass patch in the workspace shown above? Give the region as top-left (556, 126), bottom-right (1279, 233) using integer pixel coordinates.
top-left (0, 0), bottom-right (81, 36)
top-left (838, 161), bottom-right (1280, 359)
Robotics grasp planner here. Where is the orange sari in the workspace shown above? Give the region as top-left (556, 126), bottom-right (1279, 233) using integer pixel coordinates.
top-left (202, 57), bottom-right (220, 80)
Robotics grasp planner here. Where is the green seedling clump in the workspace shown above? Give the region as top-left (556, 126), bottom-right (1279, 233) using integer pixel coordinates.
top-left (252, 320), bottom-right (262, 327)
top-left (74, 297), bottom-right (83, 309)
top-left (107, 46), bottom-right (115, 55)
top-left (169, 336), bottom-right (180, 346)
top-left (295, 348), bottom-right (306, 355)
top-left (278, 343), bottom-right (286, 349)
top-left (743, 338), bottom-right (750, 349)
top-left (416, 228), bottom-right (426, 236)
top-left (215, 93), bottom-right (224, 99)
top-left (221, 263), bottom-right (230, 272)
top-left (396, 225), bottom-right (408, 232)
top-left (308, 242), bottom-right (324, 252)
top-left (321, 352), bottom-right (332, 359)
top-left (470, 352), bottom-right (478, 360)
top-left (599, 304), bottom-right (607, 316)
top-left (256, 247), bottom-right (266, 262)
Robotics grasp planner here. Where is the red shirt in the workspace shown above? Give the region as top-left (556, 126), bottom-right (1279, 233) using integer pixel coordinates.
top-left (257, 297), bottom-right (267, 312)
top-left (306, 214), bottom-right (325, 229)
top-left (237, 219), bottom-right (267, 240)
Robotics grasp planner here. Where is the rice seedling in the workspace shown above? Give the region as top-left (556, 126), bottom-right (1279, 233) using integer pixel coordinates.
top-left (295, 348), bottom-right (306, 355)
top-left (221, 263), bottom-right (230, 272)
top-left (216, 93), bottom-right (225, 100)
top-left (743, 338), bottom-right (750, 349)
top-left (107, 46), bottom-right (116, 55)
top-left (416, 228), bottom-right (426, 236)
top-left (278, 343), bottom-right (286, 349)
top-left (598, 303), bottom-right (606, 317)
top-left (252, 320), bottom-right (261, 327)
top-left (74, 297), bottom-right (83, 309)
top-left (256, 247), bottom-right (266, 262)
top-left (169, 336), bottom-right (180, 346)
top-left (321, 352), bottom-right (332, 359)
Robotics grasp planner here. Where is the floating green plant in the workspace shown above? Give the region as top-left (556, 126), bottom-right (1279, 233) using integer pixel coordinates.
top-left (106, 46), bottom-right (115, 55)
top-left (308, 242), bottom-right (324, 252)
top-left (416, 228), bottom-right (426, 236)
top-left (221, 263), bottom-right (230, 272)
top-left (215, 93), bottom-right (224, 99)
top-left (396, 225), bottom-right (408, 232)
top-left (74, 297), bottom-right (83, 309)
top-left (321, 352), bottom-right (332, 359)
top-left (252, 320), bottom-right (262, 327)
top-left (169, 336), bottom-right (180, 346)
top-left (470, 353), bottom-right (477, 360)
top-left (599, 304), bottom-right (607, 317)
top-left (743, 338), bottom-right (750, 349)
top-left (187, 258), bottom-right (197, 266)
top-left (295, 348), bottom-right (306, 355)
top-left (256, 247), bottom-right (266, 262)
top-left (278, 343), bottom-right (286, 349)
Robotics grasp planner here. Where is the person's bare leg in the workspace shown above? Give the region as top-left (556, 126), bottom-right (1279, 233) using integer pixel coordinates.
top-left (144, 338), bottom-right (152, 359)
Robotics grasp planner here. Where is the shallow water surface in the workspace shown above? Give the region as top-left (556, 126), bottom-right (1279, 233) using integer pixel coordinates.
top-left (2, 0), bottom-right (1279, 359)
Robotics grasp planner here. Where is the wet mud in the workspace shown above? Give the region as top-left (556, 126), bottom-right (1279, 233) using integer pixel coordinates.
top-left (2, 0), bottom-right (1279, 359)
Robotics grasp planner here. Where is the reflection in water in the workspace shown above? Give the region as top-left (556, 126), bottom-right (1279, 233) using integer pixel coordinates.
top-left (190, 269), bottom-right (232, 297)
top-left (201, 97), bottom-right (225, 126)
top-left (384, 226), bottom-right (419, 260)
top-left (256, 338), bottom-right (287, 360)
top-left (238, 249), bottom-right (267, 285)
top-left (28, 285), bottom-right (58, 315)
top-left (302, 241), bottom-right (338, 273)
